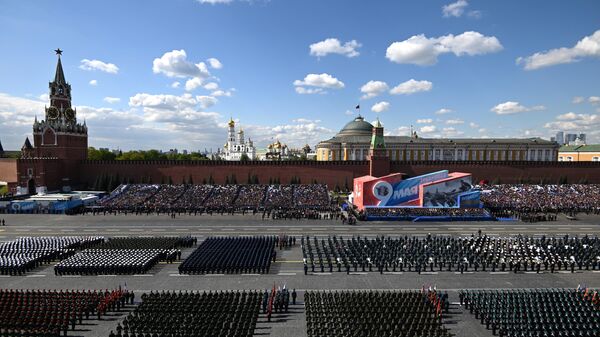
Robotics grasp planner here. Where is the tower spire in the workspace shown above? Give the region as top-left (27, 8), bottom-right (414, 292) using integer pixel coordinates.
top-left (54, 49), bottom-right (66, 84)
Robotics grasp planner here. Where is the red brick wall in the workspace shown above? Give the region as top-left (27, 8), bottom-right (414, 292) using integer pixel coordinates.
top-left (0, 159), bottom-right (17, 183)
top-left (77, 160), bottom-right (369, 189)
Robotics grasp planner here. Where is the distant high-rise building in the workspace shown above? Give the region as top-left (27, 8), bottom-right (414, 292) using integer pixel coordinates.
top-left (565, 133), bottom-right (578, 144)
top-left (555, 131), bottom-right (564, 145)
top-left (579, 133), bottom-right (586, 144)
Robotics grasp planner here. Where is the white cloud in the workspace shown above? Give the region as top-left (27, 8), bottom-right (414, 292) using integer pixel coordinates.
top-left (197, 0), bottom-right (233, 4)
top-left (469, 122), bottom-right (479, 128)
top-left (386, 31), bottom-right (503, 66)
top-left (344, 110), bottom-right (354, 116)
top-left (360, 80), bottom-right (389, 99)
top-left (38, 94), bottom-right (49, 102)
top-left (442, 0), bottom-right (468, 17)
top-left (103, 97), bottom-right (121, 104)
top-left (441, 127), bottom-right (464, 137)
top-left (79, 59), bottom-right (119, 74)
top-left (185, 77), bottom-right (204, 91)
top-left (467, 10), bottom-right (482, 19)
top-left (478, 128), bottom-right (487, 133)
top-left (517, 30), bottom-right (600, 70)
top-left (572, 96), bottom-right (585, 104)
top-left (294, 73), bottom-right (344, 89)
top-left (89, 79), bottom-right (98, 86)
top-left (211, 89), bottom-right (234, 97)
top-left (203, 82), bottom-right (219, 90)
top-left (197, 96), bottom-right (218, 109)
top-left (171, 81), bottom-right (181, 88)
top-left (545, 113), bottom-right (600, 141)
top-left (207, 58), bottom-right (223, 69)
top-left (589, 96), bottom-right (600, 105)
top-left (309, 38), bottom-right (361, 58)
top-left (491, 101), bottom-right (546, 115)
top-left (420, 125), bottom-right (437, 133)
top-left (371, 101), bottom-right (390, 113)
top-left (446, 118), bottom-right (464, 125)
top-left (435, 108), bottom-right (453, 115)
top-left (294, 73), bottom-right (344, 94)
top-left (416, 118), bottom-right (433, 124)
top-left (243, 119), bottom-right (334, 148)
top-left (152, 49), bottom-right (211, 79)
top-left (295, 87), bottom-right (324, 95)
top-left (389, 79), bottom-right (432, 95)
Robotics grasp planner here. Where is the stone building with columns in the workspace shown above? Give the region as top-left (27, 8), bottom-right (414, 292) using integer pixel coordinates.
top-left (316, 116), bottom-right (559, 162)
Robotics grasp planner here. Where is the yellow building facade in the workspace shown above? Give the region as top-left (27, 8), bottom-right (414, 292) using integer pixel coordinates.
top-left (558, 145), bottom-right (600, 162)
top-left (316, 116), bottom-right (559, 162)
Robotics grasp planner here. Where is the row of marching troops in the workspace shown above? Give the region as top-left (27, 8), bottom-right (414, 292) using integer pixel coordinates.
top-left (301, 234), bottom-right (600, 274)
top-left (0, 288), bottom-right (133, 337)
top-left (109, 290), bottom-right (262, 337)
top-left (0, 236), bottom-right (104, 275)
top-left (459, 288), bottom-right (600, 337)
top-left (304, 290), bottom-right (452, 337)
top-left (179, 236), bottom-right (276, 274)
top-left (0, 236), bottom-right (195, 276)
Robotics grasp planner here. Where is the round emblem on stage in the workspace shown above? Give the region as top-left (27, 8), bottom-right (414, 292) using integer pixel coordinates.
top-left (372, 180), bottom-right (394, 206)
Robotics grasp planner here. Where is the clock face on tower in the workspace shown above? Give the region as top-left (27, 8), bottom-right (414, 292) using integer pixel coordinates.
top-left (64, 108), bottom-right (75, 121)
top-left (47, 106), bottom-right (59, 120)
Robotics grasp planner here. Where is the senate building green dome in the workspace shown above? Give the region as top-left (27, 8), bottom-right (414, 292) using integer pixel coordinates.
top-left (337, 115), bottom-right (374, 136)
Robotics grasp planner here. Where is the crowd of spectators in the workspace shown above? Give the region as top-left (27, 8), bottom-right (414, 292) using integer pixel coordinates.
top-left (481, 184), bottom-right (600, 220)
top-left (92, 184), bottom-right (335, 217)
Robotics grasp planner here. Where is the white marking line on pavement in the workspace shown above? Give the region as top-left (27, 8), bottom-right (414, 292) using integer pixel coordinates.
top-left (152, 229), bottom-right (166, 231)
top-left (243, 228), bottom-right (256, 231)
top-left (61, 229), bottom-right (75, 232)
top-left (133, 274), bottom-right (153, 277)
top-left (313, 273), bottom-right (332, 276)
top-left (455, 272), bottom-right (474, 274)
top-left (492, 228), bottom-right (505, 230)
top-left (423, 228), bottom-right (438, 231)
top-left (402, 228), bottom-right (417, 231)
top-left (221, 229), bottom-right (234, 231)
top-left (26, 274), bottom-right (46, 278)
top-left (242, 274), bottom-right (261, 276)
top-left (420, 272), bottom-right (439, 275)
top-left (205, 274), bottom-right (225, 277)
top-left (175, 229), bottom-right (189, 231)
top-left (514, 227), bottom-right (527, 230)
top-left (311, 228), bottom-right (326, 231)
top-left (490, 272), bottom-right (509, 274)
top-left (277, 273), bottom-right (297, 276)
top-left (448, 228), bottom-right (463, 230)
top-left (290, 228), bottom-right (301, 231)
top-left (385, 272), bottom-right (404, 275)
top-left (0, 275), bottom-right (11, 278)
top-left (83, 229), bottom-right (96, 232)
top-left (38, 229), bottom-right (51, 232)
top-left (536, 227), bottom-right (549, 230)
top-left (61, 275), bottom-right (81, 278)
top-left (169, 274), bottom-right (189, 277)
top-left (592, 271), bottom-right (600, 273)
top-left (350, 272), bottom-right (368, 275)
top-left (97, 275), bottom-right (117, 277)
top-left (580, 227), bottom-right (593, 230)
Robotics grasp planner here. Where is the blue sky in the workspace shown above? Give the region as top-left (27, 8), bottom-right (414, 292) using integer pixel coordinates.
top-left (1, 0), bottom-right (599, 151)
